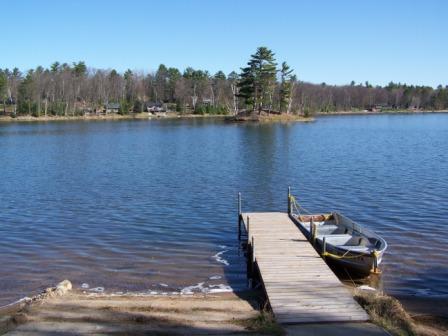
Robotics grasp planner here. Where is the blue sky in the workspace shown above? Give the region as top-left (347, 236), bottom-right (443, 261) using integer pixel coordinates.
top-left (3, 0), bottom-right (447, 87)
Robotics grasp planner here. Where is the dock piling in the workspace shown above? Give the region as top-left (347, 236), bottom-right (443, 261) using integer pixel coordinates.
top-left (287, 186), bottom-right (291, 214)
top-left (311, 218), bottom-right (317, 245)
top-left (322, 236), bottom-right (327, 259)
top-left (238, 193), bottom-right (242, 241)
top-left (250, 236), bottom-right (255, 288)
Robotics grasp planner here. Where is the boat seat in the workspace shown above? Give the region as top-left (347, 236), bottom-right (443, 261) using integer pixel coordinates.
top-left (338, 246), bottom-right (371, 252)
top-left (304, 224), bottom-right (340, 234)
top-left (316, 224), bottom-right (340, 235)
top-left (317, 234), bottom-right (352, 245)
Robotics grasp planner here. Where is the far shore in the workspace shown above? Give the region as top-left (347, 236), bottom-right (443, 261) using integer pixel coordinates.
top-left (317, 109), bottom-right (448, 116)
top-left (0, 112), bottom-right (229, 123)
top-left (0, 109), bottom-right (447, 125)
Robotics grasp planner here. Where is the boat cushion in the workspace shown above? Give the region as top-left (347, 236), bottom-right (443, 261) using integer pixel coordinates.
top-left (316, 225), bottom-right (340, 235)
top-left (317, 234), bottom-right (353, 245)
top-left (339, 246), bottom-right (371, 252)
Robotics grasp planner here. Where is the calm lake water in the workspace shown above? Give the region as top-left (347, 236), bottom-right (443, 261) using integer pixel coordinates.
top-left (1, 114), bottom-right (447, 306)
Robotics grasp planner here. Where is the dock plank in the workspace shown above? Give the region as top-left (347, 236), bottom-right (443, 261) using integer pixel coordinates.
top-left (241, 212), bottom-right (369, 324)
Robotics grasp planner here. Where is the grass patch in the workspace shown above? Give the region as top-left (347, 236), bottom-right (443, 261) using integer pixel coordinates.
top-left (354, 289), bottom-right (417, 336)
top-left (236, 310), bottom-right (284, 335)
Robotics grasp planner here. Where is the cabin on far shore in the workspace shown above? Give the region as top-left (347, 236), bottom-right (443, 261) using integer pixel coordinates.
top-left (147, 102), bottom-right (168, 117)
top-left (104, 103), bottom-right (120, 114)
top-left (146, 102), bottom-right (165, 113)
top-left (367, 104), bottom-right (391, 112)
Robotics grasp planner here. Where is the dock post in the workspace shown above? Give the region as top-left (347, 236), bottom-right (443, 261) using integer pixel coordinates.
top-left (287, 186), bottom-right (291, 214)
top-left (322, 236), bottom-right (327, 259)
top-left (251, 236), bottom-right (255, 288)
top-left (246, 216), bottom-right (251, 286)
top-left (238, 193), bottom-right (242, 241)
top-left (238, 192), bottom-right (242, 215)
top-left (252, 236), bottom-right (255, 264)
top-left (370, 250), bottom-right (380, 274)
top-left (247, 216), bottom-right (250, 242)
top-left (246, 219), bottom-right (252, 287)
top-left (311, 218), bottom-right (317, 245)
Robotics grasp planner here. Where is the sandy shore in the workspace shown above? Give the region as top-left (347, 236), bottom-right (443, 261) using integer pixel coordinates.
top-left (1, 289), bottom-right (389, 336)
top-left (0, 286), bottom-right (274, 335)
top-left (3, 280), bottom-right (446, 335)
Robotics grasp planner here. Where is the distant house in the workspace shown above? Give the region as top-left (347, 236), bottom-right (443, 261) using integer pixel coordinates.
top-left (368, 104), bottom-right (389, 112)
top-left (202, 98), bottom-right (213, 106)
top-left (147, 102), bottom-right (165, 113)
top-left (105, 103), bottom-right (120, 114)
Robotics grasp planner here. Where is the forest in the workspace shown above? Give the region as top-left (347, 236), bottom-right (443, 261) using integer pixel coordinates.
top-left (0, 47), bottom-right (447, 118)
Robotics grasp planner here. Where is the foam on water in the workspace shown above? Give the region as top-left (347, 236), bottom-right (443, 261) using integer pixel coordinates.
top-left (212, 250), bottom-right (229, 266)
top-left (207, 284), bottom-right (233, 293)
top-left (0, 297), bottom-right (31, 310)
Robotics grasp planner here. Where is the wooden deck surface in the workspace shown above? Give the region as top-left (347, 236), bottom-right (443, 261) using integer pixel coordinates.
top-left (241, 212), bottom-right (369, 324)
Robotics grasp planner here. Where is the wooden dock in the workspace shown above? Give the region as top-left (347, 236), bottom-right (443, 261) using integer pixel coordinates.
top-left (241, 212), bottom-right (369, 324)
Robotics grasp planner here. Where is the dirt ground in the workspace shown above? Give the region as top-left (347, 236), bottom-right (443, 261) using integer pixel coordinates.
top-left (1, 290), bottom-right (270, 335)
top-left (2, 281), bottom-right (445, 336)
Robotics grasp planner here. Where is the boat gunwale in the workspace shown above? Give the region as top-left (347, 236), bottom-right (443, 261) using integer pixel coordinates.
top-left (289, 212), bottom-right (388, 256)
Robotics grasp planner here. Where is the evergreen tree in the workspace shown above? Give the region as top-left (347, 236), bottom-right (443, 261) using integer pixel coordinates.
top-left (279, 62), bottom-right (294, 113)
top-left (124, 69), bottom-right (134, 104)
top-left (167, 67), bottom-right (181, 101)
top-left (18, 70), bottom-right (35, 115)
top-left (50, 62), bottom-right (60, 73)
top-left (0, 70), bottom-right (7, 114)
top-left (155, 64), bottom-right (168, 102)
top-left (237, 63), bottom-right (255, 110)
top-left (237, 47), bottom-right (277, 113)
top-left (72, 61), bottom-right (87, 77)
top-left (214, 71), bottom-right (226, 80)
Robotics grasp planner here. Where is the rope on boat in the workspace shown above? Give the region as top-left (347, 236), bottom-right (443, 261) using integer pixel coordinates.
top-left (323, 249), bottom-right (379, 260)
top-left (289, 193), bottom-right (381, 268)
top-left (289, 195), bottom-right (312, 215)
top-left (322, 251), bottom-right (364, 259)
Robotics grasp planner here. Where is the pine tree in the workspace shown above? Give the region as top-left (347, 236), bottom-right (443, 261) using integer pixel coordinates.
top-left (237, 47), bottom-right (277, 114)
top-left (237, 64), bottom-right (255, 110)
top-left (0, 70), bottom-right (7, 114)
top-left (279, 62), bottom-right (294, 113)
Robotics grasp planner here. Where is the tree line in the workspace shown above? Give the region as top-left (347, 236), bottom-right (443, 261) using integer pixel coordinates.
top-left (0, 47), bottom-right (447, 117)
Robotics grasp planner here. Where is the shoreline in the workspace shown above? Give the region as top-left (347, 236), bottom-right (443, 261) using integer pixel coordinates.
top-left (0, 282), bottom-right (273, 335)
top-left (0, 113), bottom-right (229, 124)
top-left (0, 109), bottom-right (446, 124)
top-left (1, 281), bottom-right (446, 335)
top-left (317, 109), bottom-right (448, 116)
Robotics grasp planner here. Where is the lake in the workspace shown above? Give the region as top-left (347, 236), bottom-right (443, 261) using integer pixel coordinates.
top-left (1, 113), bottom-right (447, 306)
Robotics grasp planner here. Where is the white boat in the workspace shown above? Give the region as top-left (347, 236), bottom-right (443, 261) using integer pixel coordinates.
top-left (289, 194), bottom-right (387, 276)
